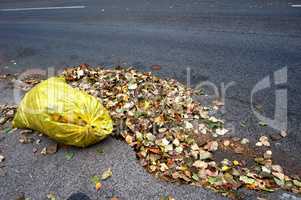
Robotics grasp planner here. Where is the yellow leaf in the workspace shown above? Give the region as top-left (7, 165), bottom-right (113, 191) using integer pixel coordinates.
top-left (233, 160), bottom-right (239, 166)
top-left (95, 182), bottom-right (102, 191)
top-left (101, 168), bottom-right (113, 180)
top-left (222, 165), bottom-right (230, 171)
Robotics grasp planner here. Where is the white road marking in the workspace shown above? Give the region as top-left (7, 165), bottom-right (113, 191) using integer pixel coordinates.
top-left (291, 5), bottom-right (301, 7)
top-left (0, 6), bottom-right (86, 12)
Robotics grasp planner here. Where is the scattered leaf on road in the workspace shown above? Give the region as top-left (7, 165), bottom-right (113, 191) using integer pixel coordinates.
top-left (46, 193), bottom-right (56, 200)
top-left (259, 121), bottom-right (267, 127)
top-left (40, 147), bottom-right (47, 155)
top-left (101, 168), bottom-right (112, 180)
top-left (3, 127), bottom-right (12, 134)
top-left (280, 130), bottom-right (287, 138)
top-left (65, 152), bottom-right (75, 160)
top-left (0, 155), bottom-right (4, 162)
top-left (91, 175), bottom-right (100, 184)
top-left (95, 182), bottom-right (102, 191)
top-left (46, 144), bottom-right (58, 154)
top-left (96, 148), bottom-right (104, 154)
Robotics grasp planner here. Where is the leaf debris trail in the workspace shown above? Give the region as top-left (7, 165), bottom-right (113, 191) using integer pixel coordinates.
top-left (62, 65), bottom-right (300, 196)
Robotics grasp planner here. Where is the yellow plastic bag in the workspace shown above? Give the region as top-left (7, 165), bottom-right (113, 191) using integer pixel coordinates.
top-left (13, 77), bottom-right (113, 147)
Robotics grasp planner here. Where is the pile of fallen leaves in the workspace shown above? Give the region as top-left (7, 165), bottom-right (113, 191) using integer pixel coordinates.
top-left (62, 65), bottom-right (300, 197)
top-left (0, 64), bottom-right (300, 198)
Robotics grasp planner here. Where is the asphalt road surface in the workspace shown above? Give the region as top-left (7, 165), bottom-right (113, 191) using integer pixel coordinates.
top-left (0, 0), bottom-right (301, 199)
